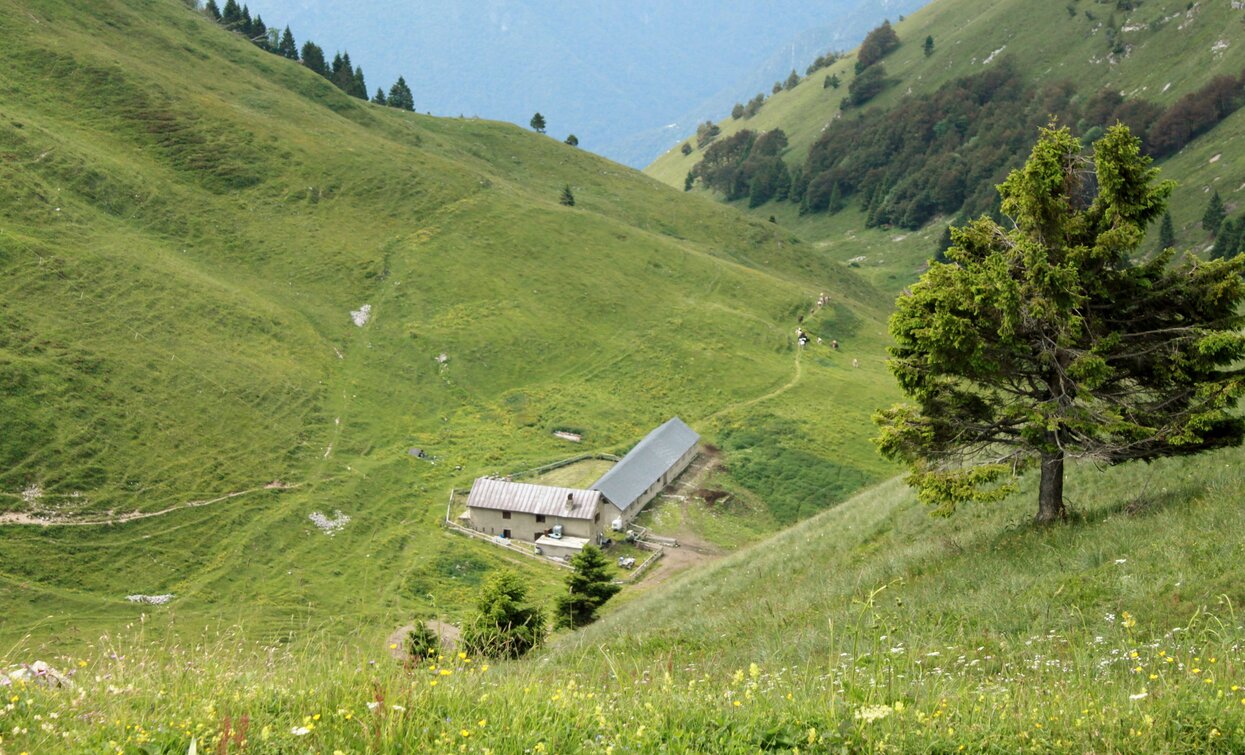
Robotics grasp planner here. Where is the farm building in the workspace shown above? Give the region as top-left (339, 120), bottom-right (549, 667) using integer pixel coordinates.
top-left (465, 478), bottom-right (605, 545)
top-left (592, 416), bottom-right (699, 529)
top-left (460, 418), bottom-right (700, 556)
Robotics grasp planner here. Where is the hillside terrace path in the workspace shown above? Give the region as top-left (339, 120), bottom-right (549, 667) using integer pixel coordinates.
top-left (705, 347), bottom-right (803, 422)
top-left (0, 482), bottom-right (298, 527)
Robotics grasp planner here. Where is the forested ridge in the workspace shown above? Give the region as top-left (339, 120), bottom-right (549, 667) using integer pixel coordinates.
top-left (688, 20), bottom-right (1245, 232)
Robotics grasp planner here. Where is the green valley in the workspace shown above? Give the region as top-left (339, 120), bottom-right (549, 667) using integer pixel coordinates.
top-left (2, 0), bottom-right (1244, 752)
top-left (0, 0), bottom-right (895, 645)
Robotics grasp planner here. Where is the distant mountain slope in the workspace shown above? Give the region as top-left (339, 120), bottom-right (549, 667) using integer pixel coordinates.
top-left (247, 0), bottom-right (928, 166)
top-left (648, 0), bottom-right (1245, 289)
top-left (0, 0), bottom-right (897, 641)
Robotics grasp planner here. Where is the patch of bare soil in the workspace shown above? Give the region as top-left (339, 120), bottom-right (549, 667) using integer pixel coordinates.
top-left (386, 621), bottom-right (460, 661)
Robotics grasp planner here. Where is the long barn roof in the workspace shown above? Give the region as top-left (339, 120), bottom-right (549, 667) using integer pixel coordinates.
top-left (592, 417), bottom-right (699, 513)
top-left (466, 478), bottom-right (601, 520)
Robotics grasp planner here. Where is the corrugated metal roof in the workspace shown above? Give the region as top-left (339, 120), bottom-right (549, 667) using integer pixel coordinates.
top-left (466, 478), bottom-right (601, 520)
top-left (592, 417), bottom-right (699, 512)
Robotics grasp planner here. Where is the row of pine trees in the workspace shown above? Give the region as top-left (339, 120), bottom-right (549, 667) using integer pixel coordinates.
top-left (201, 0), bottom-right (416, 111)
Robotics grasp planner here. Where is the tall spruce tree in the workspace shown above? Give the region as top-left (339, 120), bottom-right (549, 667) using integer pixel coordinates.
top-left (1203, 190), bottom-right (1226, 234)
top-left (554, 545), bottom-right (621, 629)
top-left (923, 35), bottom-right (935, 57)
top-left (876, 124), bottom-right (1245, 524)
top-left (331, 52), bottom-right (355, 93)
top-left (250, 14), bottom-right (267, 46)
top-left (300, 41), bottom-right (327, 77)
top-left (205, 0), bottom-right (221, 21)
top-left (351, 68), bottom-right (367, 99)
top-left (530, 112), bottom-right (546, 133)
top-left (387, 76), bottom-right (414, 110)
top-left (277, 26), bottom-right (298, 59)
top-left (1212, 216), bottom-right (1245, 260)
top-left (221, 0), bottom-right (240, 26)
top-left (372, 87), bottom-right (387, 106)
top-left (559, 184), bottom-right (576, 206)
top-left (1158, 210), bottom-right (1176, 250)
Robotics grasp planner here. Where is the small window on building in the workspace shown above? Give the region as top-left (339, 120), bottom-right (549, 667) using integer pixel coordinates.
top-left (502, 510), bottom-right (512, 520)
top-left (535, 514), bottom-right (546, 523)
top-left (594, 511), bottom-right (600, 523)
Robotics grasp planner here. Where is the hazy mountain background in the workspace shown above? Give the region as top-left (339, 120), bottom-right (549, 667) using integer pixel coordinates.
top-left (246, 0), bottom-right (927, 166)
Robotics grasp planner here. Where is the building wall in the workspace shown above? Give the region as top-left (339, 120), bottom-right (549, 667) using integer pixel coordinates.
top-left (610, 446), bottom-right (699, 527)
top-left (467, 505), bottom-right (600, 543)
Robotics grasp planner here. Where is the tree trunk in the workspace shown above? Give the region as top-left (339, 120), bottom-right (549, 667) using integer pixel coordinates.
top-left (1036, 449), bottom-right (1066, 524)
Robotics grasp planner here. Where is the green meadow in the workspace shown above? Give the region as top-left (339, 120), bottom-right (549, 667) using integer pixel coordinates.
top-left (1, 0), bottom-right (1243, 751)
top-left (0, 0), bottom-right (895, 644)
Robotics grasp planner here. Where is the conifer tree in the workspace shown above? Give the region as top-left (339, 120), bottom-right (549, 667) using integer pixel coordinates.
top-left (351, 68), bottom-right (367, 99)
top-left (238, 5), bottom-right (252, 36)
top-left (877, 124), bottom-right (1245, 524)
top-left (1203, 190), bottom-right (1226, 234)
top-left (250, 14), bottom-right (267, 46)
top-left (460, 571), bottom-right (545, 659)
top-left (221, 0), bottom-right (240, 26)
top-left (300, 41), bottom-right (327, 77)
top-left (1158, 210), bottom-right (1175, 250)
top-left (387, 77), bottom-right (414, 111)
top-left (1212, 216), bottom-right (1244, 260)
top-left (331, 52), bottom-right (355, 93)
top-left (554, 545), bottom-right (621, 628)
top-left (924, 35), bottom-right (935, 57)
top-left (530, 112), bottom-right (546, 133)
top-left (785, 69), bottom-right (800, 89)
top-left (277, 26), bottom-right (298, 59)
top-left (559, 184), bottom-right (576, 206)
top-left (564, 134), bottom-right (579, 146)
top-left (372, 88), bottom-right (387, 106)
top-left (205, 0), bottom-right (221, 21)
top-left (684, 171), bottom-right (694, 191)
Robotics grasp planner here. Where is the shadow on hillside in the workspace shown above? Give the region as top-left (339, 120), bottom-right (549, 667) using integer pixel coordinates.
top-left (1071, 481), bottom-right (1206, 524)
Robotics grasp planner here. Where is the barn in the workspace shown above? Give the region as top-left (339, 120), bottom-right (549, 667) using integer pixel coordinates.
top-left (592, 416), bottom-right (700, 529)
top-left (461, 418), bottom-right (699, 555)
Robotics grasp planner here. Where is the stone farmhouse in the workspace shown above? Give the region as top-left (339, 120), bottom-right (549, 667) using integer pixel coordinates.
top-left (463, 417), bottom-right (699, 559)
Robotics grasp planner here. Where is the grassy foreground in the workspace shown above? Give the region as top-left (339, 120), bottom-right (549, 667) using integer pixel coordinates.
top-left (4, 446), bottom-right (1242, 752)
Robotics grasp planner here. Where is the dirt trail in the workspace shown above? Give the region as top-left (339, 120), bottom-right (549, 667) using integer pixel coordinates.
top-left (0, 482), bottom-right (298, 527)
top-left (706, 348), bottom-right (803, 422)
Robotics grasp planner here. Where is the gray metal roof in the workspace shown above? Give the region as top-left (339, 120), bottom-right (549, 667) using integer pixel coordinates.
top-left (592, 417), bottom-right (699, 512)
top-left (466, 478), bottom-right (601, 520)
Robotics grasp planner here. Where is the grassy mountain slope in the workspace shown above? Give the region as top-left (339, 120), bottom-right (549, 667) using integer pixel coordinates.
top-left (8, 444), bottom-right (1242, 751)
top-left (649, 0), bottom-right (1245, 291)
top-left (0, 0), bottom-right (900, 644)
